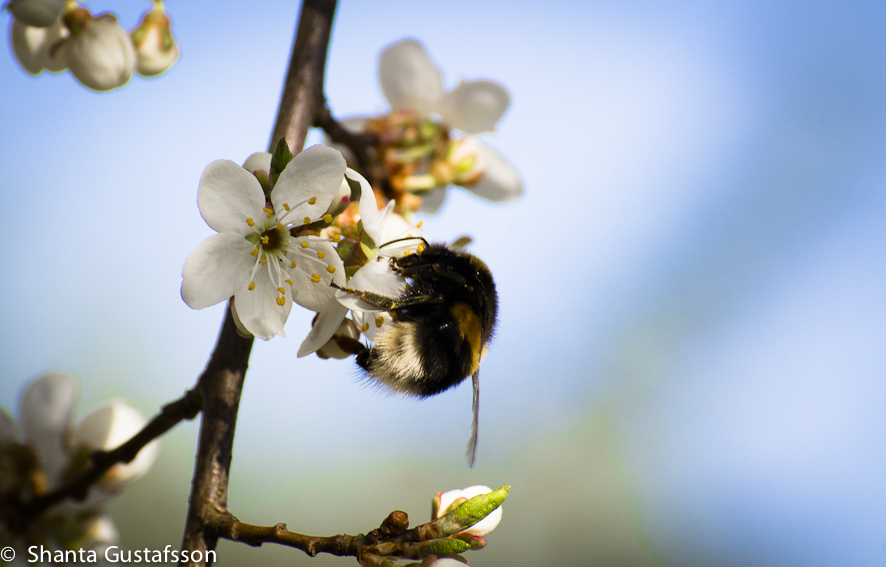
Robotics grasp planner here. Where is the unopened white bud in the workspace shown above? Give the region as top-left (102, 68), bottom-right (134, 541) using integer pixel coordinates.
top-left (10, 16), bottom-right (67, 75)
top-left (63, 9), bottom-right (136, 92)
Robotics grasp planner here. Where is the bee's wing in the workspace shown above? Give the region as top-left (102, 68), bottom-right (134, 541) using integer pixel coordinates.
top-left (466, 369), bottom-right (480, 468)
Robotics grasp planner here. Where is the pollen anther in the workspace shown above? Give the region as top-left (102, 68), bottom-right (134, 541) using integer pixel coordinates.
top-left (248, 282), bottom-right (256, 290)
top-left (322, 214), bottom-right (332, 224)
top-left (308, 196), bottom-right (317, 205)
top-left (300, 241), bottom-right (309, 249)
top-left (311, 274), bottom-right (321, 283)
top-left (317, 251), bottom-right (325, 259)
top-left (246, 218), bottom-right (255, 227)
top-left (326, 265), bottom-right (335, 273)
top-left (375, 317), bottom-right (384, 328)
top-left (276, 297), bottom-right (285, 306)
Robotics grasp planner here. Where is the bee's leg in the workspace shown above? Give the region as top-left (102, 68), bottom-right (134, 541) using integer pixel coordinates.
top-left (331, 334), bottom-right (367, 356)
top-left (386, 293), bottom-right (445, 310)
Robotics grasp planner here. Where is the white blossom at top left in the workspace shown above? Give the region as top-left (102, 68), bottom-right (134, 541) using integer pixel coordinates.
top-left (181, 145), bottom-right (349, 341)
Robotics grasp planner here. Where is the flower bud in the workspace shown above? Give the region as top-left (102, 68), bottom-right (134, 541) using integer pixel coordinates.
top-left (130, 7), bottom-right (178, 77)
top-left (434, 485), bottom-right (503, 537)
top-left (70, 400), bottom-right (158, 493)
top-left (7, 0), bottom-right (65, 28)
top-left (10, 15), bottom-right (67, 75)
top-left (62, 9), bottom-right (136, 92)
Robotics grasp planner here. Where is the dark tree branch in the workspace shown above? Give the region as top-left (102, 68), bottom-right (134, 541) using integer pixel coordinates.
top-left (269, 0), bottom-right (339, 154)
top-left (16, 387), bottom-right (203, 525)
top-left (182, 0), bottom-right (338, 564)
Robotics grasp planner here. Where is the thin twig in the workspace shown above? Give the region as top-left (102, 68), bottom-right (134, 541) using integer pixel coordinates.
top-left (212, 509), bottom-right (409, 558)
top-left (17, 387), bottom-right (202, 524)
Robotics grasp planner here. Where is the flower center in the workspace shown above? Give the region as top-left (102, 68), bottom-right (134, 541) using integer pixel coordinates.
top-left (261, 227), bottom-right (284, 252)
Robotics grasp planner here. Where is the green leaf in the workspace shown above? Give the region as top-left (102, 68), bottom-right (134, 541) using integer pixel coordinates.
top-left (269, 138), bottom-right (293, 190)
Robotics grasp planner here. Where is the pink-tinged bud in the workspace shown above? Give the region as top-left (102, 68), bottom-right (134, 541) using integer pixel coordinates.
top-left (130, 8), bottom-right (178, 77)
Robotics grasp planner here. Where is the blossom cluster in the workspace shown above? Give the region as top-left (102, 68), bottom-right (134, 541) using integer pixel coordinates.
top-left (0, 372), bottom-right (158, 557)
top-left (183, 40), bottom-right (522, 358)
top-left (330, 39), bottom-right (522, 213)
top-left (8, 0), bottom-right (178, 91)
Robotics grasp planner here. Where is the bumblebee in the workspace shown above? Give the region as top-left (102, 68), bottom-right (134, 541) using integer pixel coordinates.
top-left (333, 240), bottom-right (498, 466)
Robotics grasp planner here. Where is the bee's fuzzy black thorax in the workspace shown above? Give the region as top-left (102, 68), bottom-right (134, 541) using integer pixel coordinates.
top-left (355, 244), bottom-right (498, 398)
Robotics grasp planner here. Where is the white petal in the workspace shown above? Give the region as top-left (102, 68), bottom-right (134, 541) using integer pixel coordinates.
top-left (272, 145), bottom-right (346, 225)
top-left (288, 239), bottom-right (345, 312)
top-left (296, 304), bottom-right (350, 357)
top-left (377, 206), bottom-right (422, 248)
top-left (20, 371), bottom-right (80, 483)
top-left (419, 187), bottom-right (448, 214)
top-left (379, 39), bottom-right (443, 116)
top-left (435, 80), bottom-right (510, 134)
top-left (181, 232), bottom-right (255, 310)
top-left (8, 0), bottom-right (65, 28)
top-left (233, 265), bottom-right (292, 340)
top-left (357, 184), bottom-right (385, 244)
top-left (242, 152), bottom-right (272, 176)
top-left (464, 144), bottom-right (523, 202)
top-left (71, 401), bottom-right (159, 492)
top-left (197, 160), bottom-right (266, 235)
top-left (65, 19), bottom-right (136, 92)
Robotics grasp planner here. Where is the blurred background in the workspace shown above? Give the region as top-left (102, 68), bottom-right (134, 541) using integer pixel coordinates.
top-left (2, 0), bottom-right (886, 565)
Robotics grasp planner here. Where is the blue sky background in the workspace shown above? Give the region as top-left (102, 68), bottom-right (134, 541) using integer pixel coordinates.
top-left (2, 1), bottom-right (885, 565)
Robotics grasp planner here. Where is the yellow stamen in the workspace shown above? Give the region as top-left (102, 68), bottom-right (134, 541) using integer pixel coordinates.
top-left (277, 287), bottom-right (285, 294)
top-left (317, 250), bottom-right (325, 259)
top-left (246, 218), bottom-right (255, 227)
top-left (276, 297), bottom-right (285, 306)
top-left (375, 317), bottom-right (384, 328)
top-left (282, 203), bottom-right (290, 211)
top-left (290, 261), bottom-right (296, 269)
top-left (416, 221), bottom-right (423, 228)
top-left (260, 258), bottom-right (266, 265)
top-left (277, 224), bottom-right (285, 231)
top-left (300, 241), bottom-right (309, 249)
top-left (402, 250), bottom-right (412, 256)
top-left (261, 235), bottom-right (269, 244)
top-left (332, 234), bottom-right (341, 242)
top-left (304, 216), bottom-right (311, 224)
top-left (308, 196), bottom-right (317, 205)
top-left (285, 279), bottom-right (293, 286)
top-left (311, 274), bottom-right (321, 283)
top-left (251, 249), bottom-right (258, 256)
top-left (361, 323), bottom-right (369, 332)
top-left (417, 242), bottom-right (426, 253)
top-left (248, 282), bottom-right (255, 290)
top-left (263, 207), bottom-right (274, 218)
top-left (326, 265), bottom-right (335, 273)
top-left (322, 214), bottom-right (332, 224)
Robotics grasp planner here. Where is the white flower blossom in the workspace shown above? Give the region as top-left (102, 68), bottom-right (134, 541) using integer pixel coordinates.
top-left (297, 171), bottom-right (423, 357)
top-left (0, 372), bottom-right (157, 554)
top-left (434, 485), bottom-right (502, 537)
top-left (182, 145), bottom-right (348, 340)
top-left (62, 9), bottom-right (136, 92)
top-left (7, 0), bottom-right (65, 28)
top-left (332, 39), bottom-right (521, 212)
top-left (9, 15), bottom-right (67, 75)
top-left (130, 5), bottom-right (178, 77)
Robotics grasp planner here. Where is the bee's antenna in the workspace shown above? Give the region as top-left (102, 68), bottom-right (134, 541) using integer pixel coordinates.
top-left (378, 236), bottom-right (429, 250)
top-left (466, 370), bottom-right (480, 468)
